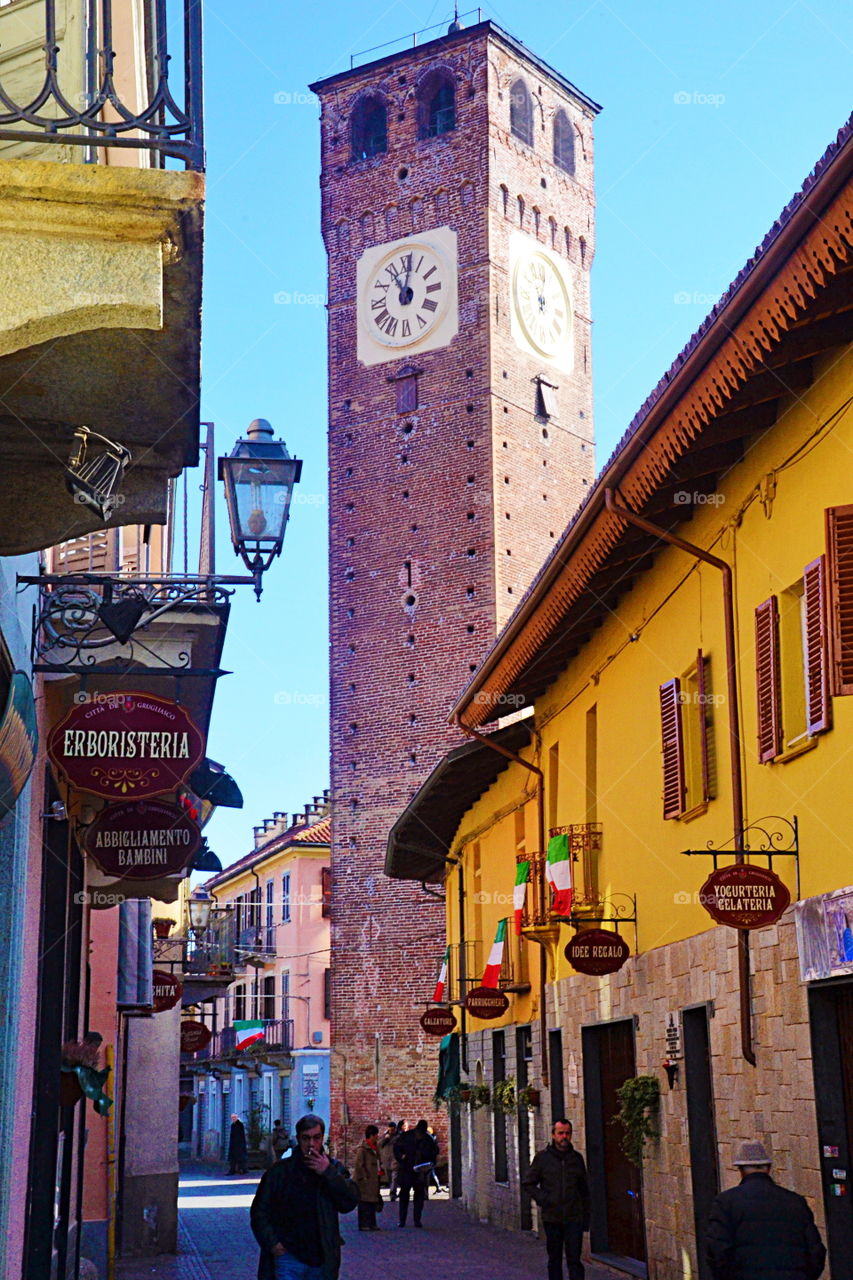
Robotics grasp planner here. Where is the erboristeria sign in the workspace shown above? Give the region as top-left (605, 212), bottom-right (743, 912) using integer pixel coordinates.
top-left (48, 694), bottom-right (204, 798)
top-left (83, 798), bottom-right (200, 879)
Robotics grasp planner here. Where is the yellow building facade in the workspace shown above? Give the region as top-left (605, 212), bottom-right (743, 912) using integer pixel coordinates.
top-left (387, 121), bottom-right (853, 1277)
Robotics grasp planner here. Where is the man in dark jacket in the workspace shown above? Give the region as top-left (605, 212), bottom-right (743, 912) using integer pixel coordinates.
top-left (393, 1118), bottom-right (438, 1228)
top-left (521, 1119), bottom-right (590, 1280)
top-left (228, 1113), bottom-right (247, 1175)
top-left (706, 1140), bottom-right (826, 1280)
top-left (250, 1114), bottom-right (359, 1280)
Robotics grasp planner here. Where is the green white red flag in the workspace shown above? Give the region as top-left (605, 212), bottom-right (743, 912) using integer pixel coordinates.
top-left (514, 861), bottom-right (530, 935)
top-left (432, 947), bottom-right (450, 1003)
top-left (481, 919), bottom-right (507, 988)
top-left (234, 1019), bottom-right (264, 1051)
top-left (546, 833), bottom-right (573, 916)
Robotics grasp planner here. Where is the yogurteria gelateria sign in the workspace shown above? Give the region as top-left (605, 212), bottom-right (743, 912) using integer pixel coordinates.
top-left (83, 798), bottom-right (200, 879)
top-left (699, 863), bottom-right (791, 930)
top-left (48, 694), bottom-right (204, 798)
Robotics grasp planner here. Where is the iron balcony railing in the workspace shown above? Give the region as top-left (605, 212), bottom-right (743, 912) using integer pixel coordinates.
top-left (188, 1018), bottom-right (295, 1061)
top-left (519, 824), bottom-right (604, 926)
top-left (446, 926), bottom-right (530, 1001)
top-left (0, 0), bottom-right (204, 169)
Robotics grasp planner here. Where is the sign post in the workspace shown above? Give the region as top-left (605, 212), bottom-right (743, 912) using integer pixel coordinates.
top-left (464, 987), bottom-right (509, 1020)
top-left (564, 928), bottom-right (630, 975)
top-left (698, 864), bottom-right (790, 930)
top-left (83, 798), bottom-right (200, 879)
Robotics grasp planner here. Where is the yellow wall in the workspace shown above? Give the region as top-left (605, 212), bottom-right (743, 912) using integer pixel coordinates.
top-left (450, 342), bottom-right (853, 1031)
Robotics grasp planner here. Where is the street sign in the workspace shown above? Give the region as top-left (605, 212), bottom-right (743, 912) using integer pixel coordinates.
top-left (180, 1020), bottom-right (212, 1053)
top-left (48, 693), bottom-right (204, 799)
top-left (664, 1011), bottom-right (682, 1059)
top-left (465, 986), bottom-right (509, 1020)
top-left (420, 1007), bottom-right (457, 1036)
top-left (698, 863), bottom-right (790, 929)
top-left (152, 969), bottom-right (183, 1013)
top-left (83, 798), bottom-right (200, 879)
top-left (564, 928), bottom-right (630, 975)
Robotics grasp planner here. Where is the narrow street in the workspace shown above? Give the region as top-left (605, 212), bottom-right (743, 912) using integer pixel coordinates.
top-left (115, 1165), bottom-right (617, 1280)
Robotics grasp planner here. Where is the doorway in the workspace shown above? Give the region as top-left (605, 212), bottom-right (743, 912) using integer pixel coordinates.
top-left (809, 980), bottom-right (853, 1275)
top-left (582, 1019), bottom-right (646, 1269)
top-left (683, 1005), bottom-right (719, 1279)
top-left (549, 1028), bottom-right (565, 1123)
top-left (517, 1026), bottom-right (533, 1229)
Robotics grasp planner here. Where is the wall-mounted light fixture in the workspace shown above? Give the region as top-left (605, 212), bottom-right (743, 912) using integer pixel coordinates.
top-left (219, 420), bottom-right (302, 599)
top-left (65, 426), bottom-right (132, 521)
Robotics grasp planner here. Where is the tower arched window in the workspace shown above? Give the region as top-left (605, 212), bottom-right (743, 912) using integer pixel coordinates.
top-left (418, 69), bottom-right (456, 138)
top-left (553, 109), bottom-right (575, 175)
top-left (351, 95), bottom-right (387, 161)
top-left (510, 78), bottom-right (533, 147)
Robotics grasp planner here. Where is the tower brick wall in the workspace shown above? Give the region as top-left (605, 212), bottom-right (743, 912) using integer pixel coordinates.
top-left (312, 21), bottom-right (598, 1162)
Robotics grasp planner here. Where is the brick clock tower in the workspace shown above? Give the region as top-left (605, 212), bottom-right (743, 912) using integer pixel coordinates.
top-left (311, 20), bottom-right (599, 1152)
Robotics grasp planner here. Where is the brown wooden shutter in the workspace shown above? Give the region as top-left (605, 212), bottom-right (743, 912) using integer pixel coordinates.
top-left (803, 556), bottom-right (831, 734)
top-left (755, 597), bottom-right (782, 762)
top-left (659, 678), bottom-right (686, 819)
top-left (321, 866), bottom-right (331, 918)
top-left (825, 505), bottom-right (853, 696)
top-left (696, 650), bottom-right (712, 802)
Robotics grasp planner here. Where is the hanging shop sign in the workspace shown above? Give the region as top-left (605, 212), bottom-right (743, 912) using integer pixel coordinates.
top-left (465, 987), bottom-right (509, 1020)
top-left (82, 798), bottom-right (200, 879)
top-left (420, 1007), bottom-right (457, 1036)
top-left (0, 672), bottom-right (38, 819)
top-left (152, 969), bottom-right (183, 1013)
top-left (699, 863), bottom-right (790, 930)
top-left (48, 693), bottom-right (204, 799)
top-left (564, 928), bottom-right (630, 975)
top-left (180, 1020), bottom-right (212, 1054)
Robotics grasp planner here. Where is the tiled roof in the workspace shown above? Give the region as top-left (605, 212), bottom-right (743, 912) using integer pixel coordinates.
top-left (203, 812), bottom-right (331, 890)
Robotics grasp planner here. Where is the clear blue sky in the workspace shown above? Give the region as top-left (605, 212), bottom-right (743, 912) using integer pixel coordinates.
top-left (195, 0), bottom-right (853, 871)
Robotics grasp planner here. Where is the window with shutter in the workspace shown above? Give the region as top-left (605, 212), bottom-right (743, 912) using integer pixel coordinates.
top-left (659, 678), bottom-right (686, 819)
top-left (321, 866), bottom-right (331, 918)
top-left (804, 556), bottom-right (831, 734)
top-left (534, 377), bottom-right (559, 420)
top-left (825, 505), bottom-right (853, 696)
top-left (755, 597), bottom-right (782, 762)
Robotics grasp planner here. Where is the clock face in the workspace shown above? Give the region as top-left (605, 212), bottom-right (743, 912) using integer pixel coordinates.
top-left (364, 242), bottom-right (450, 348)
top-left (512, 249), bottom-right (572, 360)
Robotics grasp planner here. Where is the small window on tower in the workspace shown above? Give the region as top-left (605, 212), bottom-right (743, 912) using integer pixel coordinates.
top-left (510, 79), bottom-right (534, 147)
top-left (553, 109), bottom-right (575, 175)
top-left (418, 69), bottom-right (456, 138)
top-left (351, 95), bottom-right (388, 161)
top-left (534, 376), bottom-right (559, 420)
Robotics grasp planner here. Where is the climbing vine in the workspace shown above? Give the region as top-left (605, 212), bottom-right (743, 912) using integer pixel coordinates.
top-left (612, 1075), bottom-right (660, 1167)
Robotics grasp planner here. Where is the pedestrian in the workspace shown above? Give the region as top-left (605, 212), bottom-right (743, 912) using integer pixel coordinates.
top-left (228, 1112), bottom-right (248, 1176)
top-left (394, 1117), bottom-right (438, 1228)
top-left (353, 1124), bottom-right (383, 1231)
top-left (706, 1140), bottom-right (826, 1280)
top-left (250, 1113), bottom-right (359, 1280)
top-left (521, 1118), bottom-right (590, 1280)
top-left (378, 1122), bottom-right (397, 1198)
top-left (426, 1126), bottom-right (446, 1193)
top-left (271, 1120), bottom-right (291, 1161)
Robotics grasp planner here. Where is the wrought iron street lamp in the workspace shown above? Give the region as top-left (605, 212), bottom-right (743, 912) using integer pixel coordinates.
top-left (218, 420), bottom-right (303, 599)
top-left (187, 887), bottom-right (213, 936)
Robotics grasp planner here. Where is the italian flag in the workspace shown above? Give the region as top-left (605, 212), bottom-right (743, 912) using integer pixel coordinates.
top-left (514, 861), bottom-right (530, 935)
top-left (481, 919), bottom-right (507, 988)
top-left (234, 1020), bottom-right (265, 1051)
top-left (432, 947), bottom-right (449, 1003)
top-left (546, 833), bottom-right (573, 917)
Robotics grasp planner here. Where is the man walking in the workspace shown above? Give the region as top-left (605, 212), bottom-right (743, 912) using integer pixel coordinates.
top-left (521, 1119), bottom-right (590, 1280)
top-left (228, 1112), bottom-right (247, 1176)
top-left (378, 1121), bottom-right (398, 1199)
top-left (250, 1114), bottom-right (359, 1279)
top-left (706, 1140), bottom-right (826, 1280)
top-left (393, 1118), bottom-right (438, 1228)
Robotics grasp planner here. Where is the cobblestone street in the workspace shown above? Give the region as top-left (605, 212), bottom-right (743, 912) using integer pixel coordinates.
top-left (115, 1166), bottom-right (618, 1280)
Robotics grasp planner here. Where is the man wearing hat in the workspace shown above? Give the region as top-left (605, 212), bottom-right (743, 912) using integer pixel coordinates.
top-left (706, 1140), bottom-right (826, 1279)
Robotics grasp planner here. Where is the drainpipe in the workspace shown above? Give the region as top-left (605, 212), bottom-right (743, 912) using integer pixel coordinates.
top-left (448, 721), bottom-right (550, 1088)
top-left (603, 488), bottom-right (754, 1065)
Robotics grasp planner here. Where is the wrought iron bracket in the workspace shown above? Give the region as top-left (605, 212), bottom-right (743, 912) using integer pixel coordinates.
top-left (558, 892), bottom-right (639, 954)
top-left (680, 815), bottom-right (800, 899)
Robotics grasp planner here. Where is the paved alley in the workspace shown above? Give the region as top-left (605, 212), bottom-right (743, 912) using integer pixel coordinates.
top-left (115, 1166), bottom-right (619, 1280)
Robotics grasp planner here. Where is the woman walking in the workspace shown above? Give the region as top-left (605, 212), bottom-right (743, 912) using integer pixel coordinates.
top-left (354, 1124), bottom-right (382, 1231)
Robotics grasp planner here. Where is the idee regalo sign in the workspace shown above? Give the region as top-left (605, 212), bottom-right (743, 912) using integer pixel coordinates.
top-left (47, 694), bottom-right (204, 799)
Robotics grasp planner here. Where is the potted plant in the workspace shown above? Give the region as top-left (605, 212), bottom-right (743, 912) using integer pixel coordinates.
top-left (491, 1078), bottom-right (518, 1114)
top-left (611, 1075), bottom-right (660, 1166)
top-left (517, 1084), bottom-right (541, 1109)
top-left (152, 917), bottom-right (174, 939)
top-left (467, 1082), bottom-right (492, 1111)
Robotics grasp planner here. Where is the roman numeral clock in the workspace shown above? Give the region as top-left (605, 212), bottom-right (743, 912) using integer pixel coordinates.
top-left (356, 227), bottom-right (458, 366)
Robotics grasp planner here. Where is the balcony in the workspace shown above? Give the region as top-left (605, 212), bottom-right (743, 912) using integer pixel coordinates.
top-left (520, 824), bottom-right (604, 927)
top-left (187, 1018), bottom-right (295, 1063)
top-left (0, 0), bottom-right (205, 556)
top-left (446, 920), bottom-right (531, 1001)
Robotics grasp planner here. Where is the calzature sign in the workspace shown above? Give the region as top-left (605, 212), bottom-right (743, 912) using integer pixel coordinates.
top-left (83, 799), bottom-right (200, 879)
top-left (699, 864), bottom-right (791, 930)
top-left (465, 987), bottom-right (509, 1020)
top-left (48, 694), bottom-right (204, 799)
top-left (180, 1021), bottom-right (212, 1054)
top-left (420, 1008), bottom-right (457, 1036)
top-left (565, 928), bottom-right (630, 976)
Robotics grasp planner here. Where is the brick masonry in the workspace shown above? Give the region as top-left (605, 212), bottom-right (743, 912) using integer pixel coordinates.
top-left (459, 915), bottom-right (827, 1277)
top-left (313, 22), bottom-right (598, 1161)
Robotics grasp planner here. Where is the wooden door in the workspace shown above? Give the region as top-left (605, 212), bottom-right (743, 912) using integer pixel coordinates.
top-left (598, 1021), bottom-right (646, 1261)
